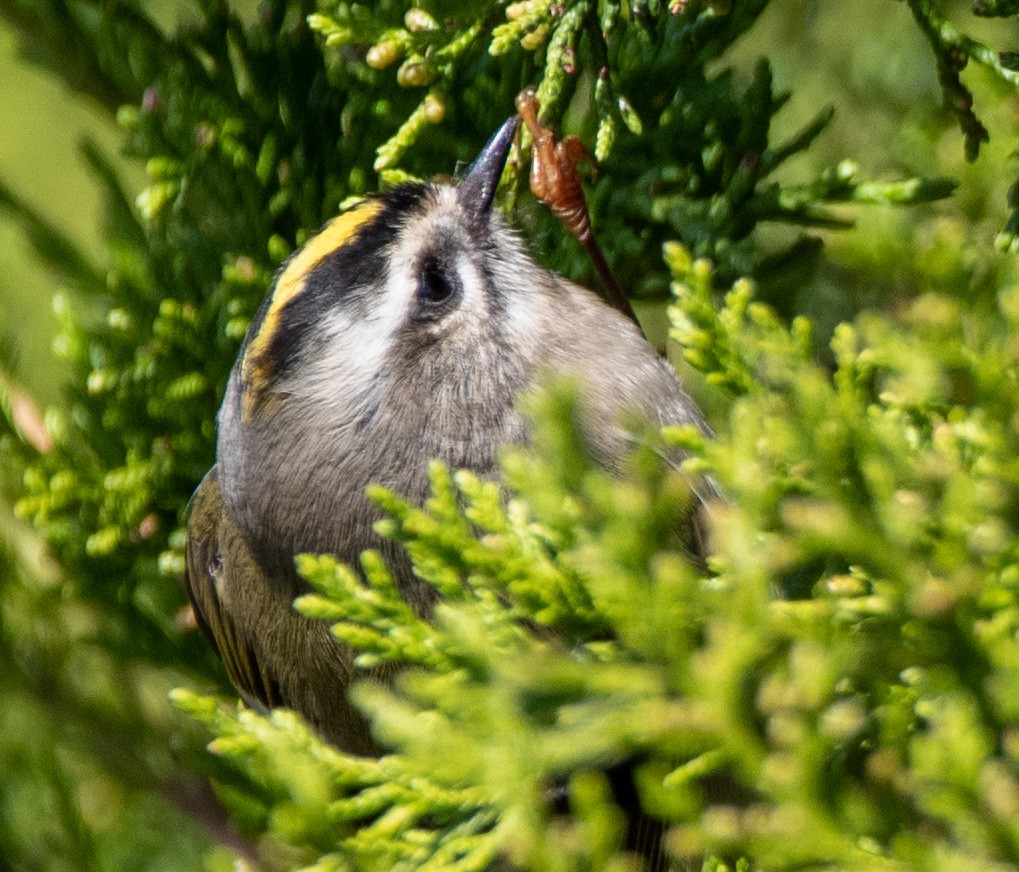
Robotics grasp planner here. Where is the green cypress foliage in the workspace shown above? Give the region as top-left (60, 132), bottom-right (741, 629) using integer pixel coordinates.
top-left (0, 1), bottom-right (1017, 870)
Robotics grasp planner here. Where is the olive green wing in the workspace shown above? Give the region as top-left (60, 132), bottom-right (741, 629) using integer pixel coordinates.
top-left (184, 467), bottom-right (283, 710)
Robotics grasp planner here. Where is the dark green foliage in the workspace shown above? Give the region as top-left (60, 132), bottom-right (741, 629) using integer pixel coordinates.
top-left (904, 0), bottom-right (1019, 250)
top-left (0, 0), bottom-right (1018, 870)
top-left (971, 0), bottom-right (1019, 16)
top-left (309, 0), bottom-right (956, 295)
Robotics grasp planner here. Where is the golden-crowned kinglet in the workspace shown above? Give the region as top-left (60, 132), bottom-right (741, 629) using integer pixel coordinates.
top-left (185, 115), bottom-right (709, 755)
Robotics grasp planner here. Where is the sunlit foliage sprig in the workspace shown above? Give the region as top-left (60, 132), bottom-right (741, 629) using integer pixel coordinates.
top-left (177, 262), bottom-right (1019, 868)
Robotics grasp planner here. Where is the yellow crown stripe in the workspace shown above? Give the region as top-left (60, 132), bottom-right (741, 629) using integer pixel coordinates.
top-left (271, 199), bottom-right (384, 323)
top-left (241, 199), bottom-right (383, 404)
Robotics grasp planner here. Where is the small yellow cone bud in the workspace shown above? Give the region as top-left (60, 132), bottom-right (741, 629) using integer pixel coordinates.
top-left (422, 93), bottom-right (446, 124)
top-left (506, 0), bottom-right (543, 21)
top-left (404, 8), bottom-right (438, 32)
top-left (366, 40), bottom-right (400, 70)
top-left (397, 59), bottom-right (435, 87)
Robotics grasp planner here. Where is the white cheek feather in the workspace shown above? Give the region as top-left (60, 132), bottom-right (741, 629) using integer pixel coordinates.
top-left (281, 188), bottom-right (498, 418)
top-left (499, 258), bottom-right (556, 351)
top-left (452, 256), bottom-right (488, 323)
top-left (284, 260), bottom-right (410, 419)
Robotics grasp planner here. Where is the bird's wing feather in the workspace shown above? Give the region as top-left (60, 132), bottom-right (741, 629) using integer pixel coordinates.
top-left (184, 467), bottom-right (283, 710)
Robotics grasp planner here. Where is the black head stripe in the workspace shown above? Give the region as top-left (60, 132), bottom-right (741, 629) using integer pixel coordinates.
top-left (240, 185), bottom-right (438, 415)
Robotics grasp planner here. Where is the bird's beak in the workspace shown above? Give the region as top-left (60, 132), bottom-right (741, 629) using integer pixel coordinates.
top-left (457, 115), bottom-right (520, 220)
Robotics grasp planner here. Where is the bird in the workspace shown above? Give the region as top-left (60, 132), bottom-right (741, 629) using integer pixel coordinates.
top-left (185, 113), bottom-right (711, 862)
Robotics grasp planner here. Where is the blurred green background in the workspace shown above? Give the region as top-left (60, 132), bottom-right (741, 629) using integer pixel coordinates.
top-left (0, 21), bottom-right (108, 405)
top-left (0, 6), bottom-right (228, 869)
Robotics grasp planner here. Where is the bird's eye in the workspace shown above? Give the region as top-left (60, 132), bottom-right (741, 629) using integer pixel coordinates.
top-left (418, 257), bottom-right (457, 307)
